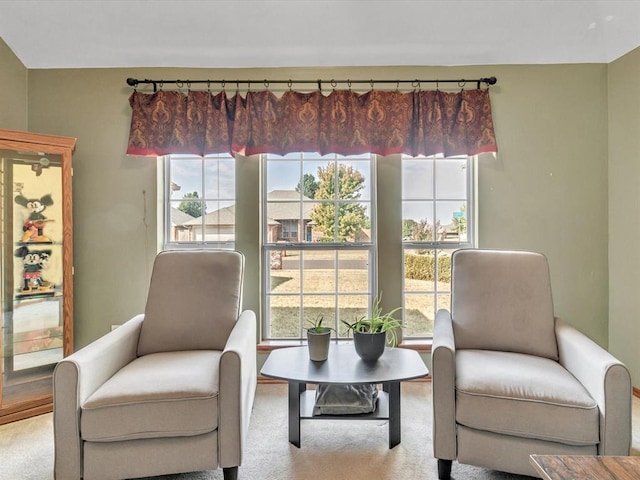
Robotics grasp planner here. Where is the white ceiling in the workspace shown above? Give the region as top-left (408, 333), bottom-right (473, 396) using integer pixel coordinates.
top-left (0, 0), bottom-right (639, 69)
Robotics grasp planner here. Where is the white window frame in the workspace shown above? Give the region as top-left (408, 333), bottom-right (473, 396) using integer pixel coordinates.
top-left (401, 155), bottom-right (477, 339)
top-left (161, 154), bottom-right (236, 251)
top-left (262, 153), bottom-right (377, 340)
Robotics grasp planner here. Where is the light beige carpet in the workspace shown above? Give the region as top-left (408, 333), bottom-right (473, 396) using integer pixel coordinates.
top-left (3, 382), bottom-right (640, 480)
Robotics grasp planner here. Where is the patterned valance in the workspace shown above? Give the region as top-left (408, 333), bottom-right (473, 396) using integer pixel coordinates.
top-left (126, 88), bottom-right (497, 157)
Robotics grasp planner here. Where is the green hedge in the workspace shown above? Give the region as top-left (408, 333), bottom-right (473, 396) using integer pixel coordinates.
top-left (404, 253), bottom-right (452, 283)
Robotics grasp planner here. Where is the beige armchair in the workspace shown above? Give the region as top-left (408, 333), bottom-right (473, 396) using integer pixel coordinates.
top-left (53, 250), bottom-right (257, 480)
top-left (432, 249), bottom-right (631, 479)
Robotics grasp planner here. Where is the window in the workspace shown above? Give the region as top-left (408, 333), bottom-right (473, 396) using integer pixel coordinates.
top-left (263, 153), bottom-right (375, 340)
top-left (402, 155), bottom-right (475, 338)
top-left (163, 154), bottom-right (235, 249)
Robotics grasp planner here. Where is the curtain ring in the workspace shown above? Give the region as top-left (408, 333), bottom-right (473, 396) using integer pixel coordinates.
top-left (288, 79), bottom-right (293, 91)
top-left (264, 79), bottom-right (269, 89)
top-left (436, 80), bottom-right (440, 91)
top-left (347, 79), bottom-right (352, 90)
top-left (458, 80), bottom-right (466, 90)
top-left (396, 80), bottom-right (400, 91)
top-left (158, 81), bottom-right (163, 91)
top-left (370, 79), bottom-right (374, 91)
top-left (176, 80), bottom-right (183, 89)
top-left (412, 79), bottom-right (420, 91)
top-left (186, 80), bottom-right (191, 92)
top-left (331, 79), bottom-right (337, 90)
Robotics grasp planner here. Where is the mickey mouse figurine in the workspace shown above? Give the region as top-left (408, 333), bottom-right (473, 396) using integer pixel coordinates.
top-left (15, 246), bottom-right (53, 293)
top-left (14, 193), bottom-right (54, 243)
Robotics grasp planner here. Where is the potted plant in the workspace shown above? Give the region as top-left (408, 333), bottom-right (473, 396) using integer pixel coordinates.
top-left (306, 315), bottom-right (334, 362)
top-left (342, 294), bottom-right (402, 362)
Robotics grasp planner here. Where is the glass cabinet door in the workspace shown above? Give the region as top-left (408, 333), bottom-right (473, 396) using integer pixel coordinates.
top-left (0, 129), bottom-right (75, 423)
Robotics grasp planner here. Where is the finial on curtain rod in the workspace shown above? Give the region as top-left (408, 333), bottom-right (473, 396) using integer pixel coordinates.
top-left (125, 76), bottom-right (497, 92)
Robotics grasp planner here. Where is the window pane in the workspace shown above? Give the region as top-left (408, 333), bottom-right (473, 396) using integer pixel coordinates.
top-left (402, 202), bottom-right (435, 241)
top-left (404, 293), bottom-right (434, 337)
top-left (435, 158), bottom-right (467, 199)
top-left (170, 157), bottom-right (203, 198)
top-left (269, 250), bottom-right (301, 292)
top-left (404, 249), bottom-right (453, 290)
top-left (202, 201), bottom-right (235, 242)
top-left (165, 154), bottom-right (235, 249)
top-left (268, 295), bottom-right (301, 339)
top-left (402, 157), bottom-right (433, 199)
top-left (338, 160), bottom-right (371, 201)
top-left (302, 251), bottom-right (336, 293)
top-left (437, 201), bottom-right (468, 243)
top-left (303, 295), bottom-right (336, 333)
top-left (267, 160), bottom-right (300, 192)
top-left (337, 294), bottom-right (369, 338)
top-left (403, 293), bottom-right (450, 337)
top-left (204, 157), bottom-right (235, 199)
top-left (337, 250), bottom-right (369, 293)
top-left (169, 201), bottom-right (198, 242)
top-left (302, 160), bottom-right (326, 199)
top-left (266, 201), bottom-right (304, 242)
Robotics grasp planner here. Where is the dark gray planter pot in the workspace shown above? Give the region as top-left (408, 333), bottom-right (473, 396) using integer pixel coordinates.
top-left (307, 329), bottom-right (331, 362)
top-left (353, 331), bottom-right (386, 363)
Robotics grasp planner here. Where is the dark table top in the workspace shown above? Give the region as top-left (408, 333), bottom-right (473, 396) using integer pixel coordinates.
top-left (260, 344), bottom-right (429, 384)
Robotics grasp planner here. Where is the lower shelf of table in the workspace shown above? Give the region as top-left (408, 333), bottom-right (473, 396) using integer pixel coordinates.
top-left (299, 389), bottom-right (389, 420)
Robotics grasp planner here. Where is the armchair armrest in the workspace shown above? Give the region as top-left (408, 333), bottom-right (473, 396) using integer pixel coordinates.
top-left (432, 309), bottom-right (457, 460)
top-left (555, 317), bottom-right (632, 455)
top-left (53, 314), bottom-right (144, 479)
top-left (218, 310), bottom-right (258, 468)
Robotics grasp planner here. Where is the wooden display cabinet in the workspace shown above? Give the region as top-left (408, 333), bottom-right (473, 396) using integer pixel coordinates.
top-left (0, 128), bottom-right (75, 424)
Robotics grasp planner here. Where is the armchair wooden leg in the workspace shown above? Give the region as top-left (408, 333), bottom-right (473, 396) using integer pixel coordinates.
top-left (223, 466), bottom-right (238, 480)
top-left (438, 459), bottom-right (452, 480)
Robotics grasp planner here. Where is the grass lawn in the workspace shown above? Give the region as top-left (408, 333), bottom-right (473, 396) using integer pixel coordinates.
top-left (267, 267), bottom-right (450, 338)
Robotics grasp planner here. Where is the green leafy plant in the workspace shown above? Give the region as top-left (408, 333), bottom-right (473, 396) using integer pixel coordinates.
top-left (341, 294), bottom-right (402, 346)
top-left (306, 314), bottom-right (334, 334)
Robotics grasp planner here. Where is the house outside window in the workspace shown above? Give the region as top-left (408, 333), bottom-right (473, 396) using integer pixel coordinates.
top-left (163, 154), bottom-right (235, 249)
top-left (402, 155), bottom-right (475, 338)
top-left (263, 153), bottom-right (375, 340)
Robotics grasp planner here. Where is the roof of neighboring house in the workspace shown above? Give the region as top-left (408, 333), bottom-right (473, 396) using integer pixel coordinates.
top-left (170, 207), bottom-right (195, 226)
top-left (174, 190), bottom-right (318, 227)
top-left (267, 190), bottom-right (307, 201)
top-left (183, 204), bottom-right (236, 226)
top-left (267, 190), bottom-right (314, 222)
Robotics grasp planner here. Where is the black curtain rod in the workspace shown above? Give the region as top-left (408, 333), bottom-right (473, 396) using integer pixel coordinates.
top-left (126, 76), bottom-right (497, 93)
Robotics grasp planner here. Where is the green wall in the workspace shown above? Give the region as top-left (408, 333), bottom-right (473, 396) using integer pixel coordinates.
top-left (0, 38), bottom-right (27, 130)
top-left (1, 47), bottom-right (636, 385)
top-left (608, 47), bottom-right (640, 387)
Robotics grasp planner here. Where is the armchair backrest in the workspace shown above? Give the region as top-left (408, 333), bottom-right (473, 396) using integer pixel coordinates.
top-left (450, 249), bottom-right (558, 360)
top-left (137, 250), bottom-right (244, 356)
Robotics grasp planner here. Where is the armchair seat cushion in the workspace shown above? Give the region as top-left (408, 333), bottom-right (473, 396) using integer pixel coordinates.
top-left (455, 350), bottom-right (599, 446)
top-left (81, 351), bottom-right (221, 442)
